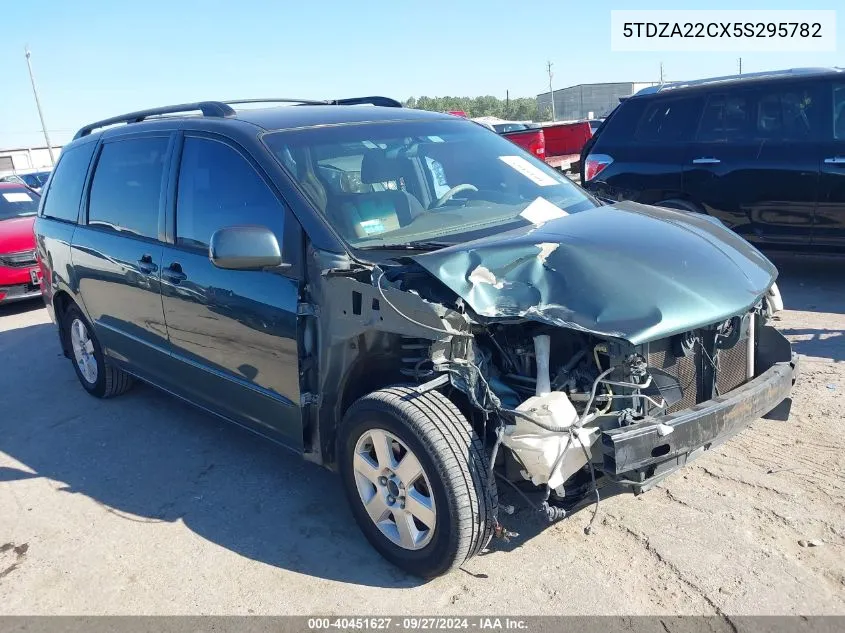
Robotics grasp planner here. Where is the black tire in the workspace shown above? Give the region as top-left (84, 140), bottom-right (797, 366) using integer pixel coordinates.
top-left (62, 304), bottom-right (134, 398)
top-left (338, 386), bottom-right (497, 578)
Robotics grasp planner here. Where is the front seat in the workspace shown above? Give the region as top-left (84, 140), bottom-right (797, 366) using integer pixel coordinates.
top-left (328, 150), bottom-right (426, 240)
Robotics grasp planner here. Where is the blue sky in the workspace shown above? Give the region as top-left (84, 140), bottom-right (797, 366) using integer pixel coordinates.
top-left (1, 0), bottom-right (842, 148)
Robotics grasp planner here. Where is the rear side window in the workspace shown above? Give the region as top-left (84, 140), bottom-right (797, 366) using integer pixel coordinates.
top-left (754, 85), bottom-right (820, 140)
top-left (697, 93), bottom-right (751, 142)
top-left (832, 83), bottom-right (845, 140)
top-left (636, 97), bottom-right (703, 143)
top-left (175, 137), bottom-right (285, 251)
top-left (88, 137), bottom-right (169, 240)
top-left (40, 142), bottom-right (96, 223)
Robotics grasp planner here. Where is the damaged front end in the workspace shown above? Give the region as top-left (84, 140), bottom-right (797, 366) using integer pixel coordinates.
top-left (303, 202), bottom-right (798, 519)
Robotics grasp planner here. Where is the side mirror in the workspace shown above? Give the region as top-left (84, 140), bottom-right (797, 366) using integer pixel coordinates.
top-left (209, 225), bottom-right (282, 271)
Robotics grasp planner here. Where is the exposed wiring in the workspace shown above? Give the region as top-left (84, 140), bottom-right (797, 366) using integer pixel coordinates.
top-left (576, 431), bottom-right (601, 535)
top-left (375, 269), bottom-right (467, 337)
top-left (488, 426), bottom-right (504, 503)
top-left (697, 338), bottom-right (722, 396)
top-left (593, 345), bottom-right (613, 414)
top-left (504, 406), bottom-right (574, 433)
top-left (576, 367), bottom-right (616, 427)
top-left (600, 375), bottom-right (654, 390)
top-left (494, 472), bottom-right (541, 510)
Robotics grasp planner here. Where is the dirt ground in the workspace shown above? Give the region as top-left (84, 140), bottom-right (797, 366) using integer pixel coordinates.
top-left (0, 254), bottom-right (842, 615)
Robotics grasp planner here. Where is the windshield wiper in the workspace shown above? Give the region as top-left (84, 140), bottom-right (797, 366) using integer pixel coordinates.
top-left (358, 241), bottom-right (453, 251)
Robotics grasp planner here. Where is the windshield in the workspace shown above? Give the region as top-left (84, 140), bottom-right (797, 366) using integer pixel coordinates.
top-left (0, 186), bottom-right (40, 220)
top-left (21, 172), bottom-right (50, 188)
top-left (263, 119), bottom-right (595, 249)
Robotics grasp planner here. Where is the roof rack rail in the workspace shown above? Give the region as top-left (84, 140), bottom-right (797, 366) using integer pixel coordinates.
top-left (223, 96), bottom-right (403, 108)
top-left (328, 96), bottom-right (402, 108)
top-left (225, 98), bottom-right (329, 106)
top-left (73, 101), bottom-right (235, 140)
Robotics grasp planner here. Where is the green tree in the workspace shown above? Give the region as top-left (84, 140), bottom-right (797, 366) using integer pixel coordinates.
top-left (403, 95), bottom-right (540, 121)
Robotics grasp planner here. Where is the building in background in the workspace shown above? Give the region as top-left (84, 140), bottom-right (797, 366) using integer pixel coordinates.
top-left (0, 145), bottom-right (62, 177)
top-left (536, 82), bottom-right (657, 122)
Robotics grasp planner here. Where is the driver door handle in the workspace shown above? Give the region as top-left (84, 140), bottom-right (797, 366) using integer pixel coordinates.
top-left (824, 157), bottom-right (845, 165)
top-left (162, 262), bottom-right (187, 284)
top-left (692, 157), bottom-right (721, 165)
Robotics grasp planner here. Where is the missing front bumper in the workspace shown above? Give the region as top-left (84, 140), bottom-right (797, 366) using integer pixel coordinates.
top-left (601, 325), bottom-right (798, 490)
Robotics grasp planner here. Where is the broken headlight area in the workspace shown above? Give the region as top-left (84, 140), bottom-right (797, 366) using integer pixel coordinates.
top-left (323, 259), bottom-right (792, 531)
top-left (398, 289), bottom-right (775, 510)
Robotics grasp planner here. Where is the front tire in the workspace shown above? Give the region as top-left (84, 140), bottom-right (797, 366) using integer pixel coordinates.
top-left (338, 386), bottom-right (497, 578)
top-left (63, 304), bottom-right (134, 398)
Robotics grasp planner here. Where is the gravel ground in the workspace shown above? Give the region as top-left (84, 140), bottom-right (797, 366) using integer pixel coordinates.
top-left (0, 254), bottom-right (843, 615)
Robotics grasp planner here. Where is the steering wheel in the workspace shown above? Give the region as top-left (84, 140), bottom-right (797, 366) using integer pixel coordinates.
top-left (432, 184), bottom-right (478, 208)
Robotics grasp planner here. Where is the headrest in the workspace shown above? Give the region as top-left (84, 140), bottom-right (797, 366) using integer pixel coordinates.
top-left (360, 149), bottom-right (403, 184)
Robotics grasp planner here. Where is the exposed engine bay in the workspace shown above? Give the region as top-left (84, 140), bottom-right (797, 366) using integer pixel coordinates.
top-left (301, 251), bottom-right (793, 525)
top-left (298, 206), bottom-right (798, 531)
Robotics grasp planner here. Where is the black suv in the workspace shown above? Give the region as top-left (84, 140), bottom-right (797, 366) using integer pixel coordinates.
top-left (35, 98), bottom-right (797, 577)
top-left (583, 68), bottom-right (845, 251)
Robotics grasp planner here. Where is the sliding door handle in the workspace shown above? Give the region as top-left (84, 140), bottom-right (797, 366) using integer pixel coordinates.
top-left (823, 157), bottom-right (845, 165)
top-left (692, 157), bottom-right (721, 165)
top-left (137, 255), bottom-right (158, 275)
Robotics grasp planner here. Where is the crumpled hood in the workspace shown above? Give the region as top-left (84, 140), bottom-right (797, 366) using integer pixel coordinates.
top-left (411, 201), bottom-right (777, 344)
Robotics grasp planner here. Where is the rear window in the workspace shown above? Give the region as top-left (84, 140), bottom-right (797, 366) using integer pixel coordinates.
top-left (40, 143), bottom-right (96, 223)
top-left (0, 186), bottom-right (40, 220)
top-left (493, 123), bottom-right (529, 133)
top-left (635, 97), bottom-right (703, 143)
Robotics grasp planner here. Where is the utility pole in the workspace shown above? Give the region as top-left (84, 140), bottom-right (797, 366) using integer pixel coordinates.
top-left (659, 61), bottom-right (665, 85)
top-left (737, 57), bottom-right (743, 75)
top-left (24, 47), bottom-right (56, 165)
top-left (546, 61), bottom-right (556, 121)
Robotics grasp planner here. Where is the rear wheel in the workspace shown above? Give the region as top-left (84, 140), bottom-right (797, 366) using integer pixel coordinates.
top-left (338, 386), bottom-right (497, 578)
top-left (63, 304), bottom-right (134, 398)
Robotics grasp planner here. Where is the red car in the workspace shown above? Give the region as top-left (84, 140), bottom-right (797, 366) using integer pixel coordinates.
top-left (0, 182), bottom-right (42, 305)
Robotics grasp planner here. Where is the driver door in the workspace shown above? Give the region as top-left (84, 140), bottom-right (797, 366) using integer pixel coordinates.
top-left (160, 133), bottom-right (304, 449)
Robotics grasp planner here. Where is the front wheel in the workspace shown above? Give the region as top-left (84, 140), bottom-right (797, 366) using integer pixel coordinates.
top-left (338, 386), bottom-right (497, 578)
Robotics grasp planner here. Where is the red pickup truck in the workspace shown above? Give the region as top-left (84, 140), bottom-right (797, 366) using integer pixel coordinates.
top-left (472, 119), bottom-right (547, 162)
top-left (476, 117), bottom-right (600, 173)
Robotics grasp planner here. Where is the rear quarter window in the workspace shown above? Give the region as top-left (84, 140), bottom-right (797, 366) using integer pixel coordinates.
top-left (635, 97), bottom-right (704, 143)
top-left (40, 142), bottom-right (96, 223)
top-left (591, 99), bottom-right (646, 145)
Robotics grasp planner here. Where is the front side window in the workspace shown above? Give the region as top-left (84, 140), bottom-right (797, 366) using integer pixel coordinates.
top-left (40, 142), bottom-right (96, 223)
top-left (263, 119), bottom-right (595, 250)
top-left (754, 85), bottom-right (820, 140)
top-left (88, 137), bottom-right (168, 239)
top-left (175, 137), bottom-right (285, 250)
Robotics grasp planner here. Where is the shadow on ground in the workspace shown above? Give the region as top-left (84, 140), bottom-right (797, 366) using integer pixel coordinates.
top-left (0, 320), bottom-right (423, 589)
top-left (0, 298), bottom-right (44, 319)
top-left (768, 252), bottom-right (845, 315)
